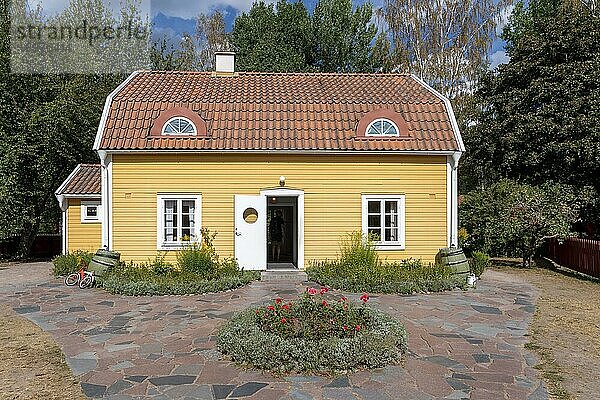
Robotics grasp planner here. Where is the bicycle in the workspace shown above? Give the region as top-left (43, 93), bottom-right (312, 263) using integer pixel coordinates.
top-left (64, 267), bottom-right (95, 289)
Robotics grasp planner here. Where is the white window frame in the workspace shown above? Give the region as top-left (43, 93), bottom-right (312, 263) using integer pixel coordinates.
top-left (361, 195), bottom-right (406, 250)
top-left (156, 194), bottom-right (202, 250)
top-left (81, 200), bottom-right (102, 223)
top-left (365, 118), bottom-right (400, 137)
top-left (161, 116), bottom-right (197, 136)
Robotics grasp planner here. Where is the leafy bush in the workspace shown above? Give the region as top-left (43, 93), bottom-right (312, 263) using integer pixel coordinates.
top-left (99, 229), bottom-right (258, 295)
top-left (218, 288), bottom-right (407, 373)
top-left (460, 180), bottom-right (577, 265)
top-left (176, 228), bottom-right (238, 278)
top-left (149, 253), bottom-right (173, 276)
top-left (100, 268), bottom-right (259, 296)
top-left (339, 231), bottom-right (380, 269)
top-left (52, 250), bottom-right (94, 277)
top-left (177, 242), bottom-right (218, 278)
top-left (469, 251), bottom-right (490, 277)
top-left (306, 232), bottom-right (465, 294)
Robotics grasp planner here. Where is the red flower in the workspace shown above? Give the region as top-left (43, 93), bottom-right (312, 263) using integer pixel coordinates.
top-left (275, 298), bottom-right (283, 304)
top-left (282, 304), bottom-right (290, 310)
top-left (355, 325), bottom-right (361, 331)
top-left (281, 317), bottom-right (287, 323)
top-left (322, 300), bottom-right (328, 307)
top-left (342, 325), bottom-right (348, 331)
top-left (267, 305), bottom-right (275, 311)
top-left (307, 287), bottom-right (318, 295)
top-left (320, 287), bottom-right (329, 295)
top-left (360, 293), bottom-right (369, 303)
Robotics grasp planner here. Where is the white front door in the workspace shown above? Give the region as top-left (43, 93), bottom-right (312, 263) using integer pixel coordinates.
top-left (234, 195), bottom-right (267, 270)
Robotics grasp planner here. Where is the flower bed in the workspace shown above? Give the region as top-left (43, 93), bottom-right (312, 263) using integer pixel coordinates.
top-left (306, 232), bottom-right (466, 294)
top-left (217, 287), bottom-right (407, 373)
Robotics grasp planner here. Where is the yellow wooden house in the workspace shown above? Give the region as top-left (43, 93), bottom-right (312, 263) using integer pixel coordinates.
top-left (57, 53), bottom-right (464, 269)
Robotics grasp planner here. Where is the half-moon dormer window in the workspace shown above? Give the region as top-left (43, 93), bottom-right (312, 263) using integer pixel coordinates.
top-left (365, 118), bottom-right (399, 137)
top-left (162, 117), bottom-right (197, 135)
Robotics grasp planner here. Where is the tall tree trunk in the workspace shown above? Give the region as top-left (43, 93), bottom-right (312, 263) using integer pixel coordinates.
top-left (17, 220), bottom-right (38, 258)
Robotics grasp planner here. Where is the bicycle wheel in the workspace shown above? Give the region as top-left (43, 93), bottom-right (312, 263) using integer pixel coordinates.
top-left (65, 273), bottom-right (80, 286)
top-left (79, 274), bottom-right (94, 289)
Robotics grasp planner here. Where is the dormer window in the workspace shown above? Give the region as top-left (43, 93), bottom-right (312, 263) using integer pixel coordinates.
top-left (365, 118), bottom-right (399, 137)
top-left (162, 117), bottom-right (197, 135)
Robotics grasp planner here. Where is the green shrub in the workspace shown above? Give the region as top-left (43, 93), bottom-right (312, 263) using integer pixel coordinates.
top-left (460, 180), bottom-right (576, 265)
top-left (52, 250), bottom-right (94, 277)
top-left (218, 288), bottom-right (407, 373)
top-left (177, 229), bottom-right (220, 278)
top-left (339, 231), bottom-right (380, 269)
top-left (306, 232), bottom-right (465, 294)
top-left (99, 231), bottom-right (258, 295)
top-left (469, 251), bottom-right (491, 277)
top-left (100, 269), bottom-right (259, 296)
top-left (149, 253), bottom-right (173, 276)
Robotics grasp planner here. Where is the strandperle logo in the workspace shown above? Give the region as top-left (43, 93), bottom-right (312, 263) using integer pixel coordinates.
top-left (14, 19), bottom-right (148, 46)
top-left (10, 0), bottom-right (151, 74)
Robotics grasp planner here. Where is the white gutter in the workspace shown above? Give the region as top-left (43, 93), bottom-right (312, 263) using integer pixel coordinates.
top-left (99, 149), bottom-right (459, 156)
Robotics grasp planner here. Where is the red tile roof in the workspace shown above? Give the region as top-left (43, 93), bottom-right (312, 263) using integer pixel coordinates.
top-left (96, 71), bottom-right (461, 152)
top-left (56, 164), bottom-right (101, 195)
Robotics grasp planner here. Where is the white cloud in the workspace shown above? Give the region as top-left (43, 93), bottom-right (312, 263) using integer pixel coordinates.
top-left (489, 50), bottom-right (509, 69)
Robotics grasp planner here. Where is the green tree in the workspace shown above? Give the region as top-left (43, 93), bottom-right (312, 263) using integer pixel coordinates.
top-left (311, 0), bottom-right (377, 72)
top-left (232, 0), bottom-right (312, 72)
top-left (150, 35), bottom-right (181, 70)
top-left (460, 0), bottom-right (600, 210)
top-left (379, 0), bottom-right (511, 98)
top-left (460, 180), bottom-right (577, 266)
top-left (0, 0), bottom-right (136, 256)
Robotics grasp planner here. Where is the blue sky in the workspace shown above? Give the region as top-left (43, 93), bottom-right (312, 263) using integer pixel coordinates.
top-left (30, 0), bottom-right (512, 69)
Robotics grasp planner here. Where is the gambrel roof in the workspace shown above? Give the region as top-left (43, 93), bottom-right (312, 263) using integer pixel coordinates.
top-left (94, 71), bottom-right (464, 153)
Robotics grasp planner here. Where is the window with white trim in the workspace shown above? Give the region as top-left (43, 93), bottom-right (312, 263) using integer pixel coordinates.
top-left (361, 195), bottom-right (405, 249)
top-left (81, 200), bottom-right (102, 223)
top-left (161, 117), bottom-right (197, 135)
top-left (157, 194), bottom-right (202, 249)
top-left (365, 118), bottom-right (399, 137)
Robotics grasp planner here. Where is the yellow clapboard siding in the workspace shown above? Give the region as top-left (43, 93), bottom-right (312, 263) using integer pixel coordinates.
top-left (111, 154), bottom-right (448, 265)
top-left (67, 199), bottom-right (102, 253)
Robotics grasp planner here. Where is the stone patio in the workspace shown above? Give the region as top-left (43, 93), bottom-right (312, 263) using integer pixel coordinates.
top-left (0, 263), bottom-right (547, 399)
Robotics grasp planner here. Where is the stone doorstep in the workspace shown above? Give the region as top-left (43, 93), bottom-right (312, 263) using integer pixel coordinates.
top-left (260, 270), bottom-right (308, 282)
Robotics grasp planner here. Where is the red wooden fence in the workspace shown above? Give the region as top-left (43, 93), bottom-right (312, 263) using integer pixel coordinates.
top-left (546, 237), bottom-right (600, 279)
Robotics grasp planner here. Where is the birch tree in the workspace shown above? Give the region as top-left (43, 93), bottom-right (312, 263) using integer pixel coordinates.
top-left (380, 0), bottom-right (513, 98)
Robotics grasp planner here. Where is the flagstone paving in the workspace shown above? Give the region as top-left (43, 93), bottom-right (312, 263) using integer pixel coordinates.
top-left (0, 263), bottom-right (548, 399)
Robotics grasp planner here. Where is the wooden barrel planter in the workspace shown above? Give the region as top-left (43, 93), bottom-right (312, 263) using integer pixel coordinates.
top-left (88, 249), bottom-right (121, 278)
top-left (436, 247), bottom-right (470, 277)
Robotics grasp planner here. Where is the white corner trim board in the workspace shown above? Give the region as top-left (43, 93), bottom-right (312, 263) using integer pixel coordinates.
top-left (93, 71), bottom-right (141, 151)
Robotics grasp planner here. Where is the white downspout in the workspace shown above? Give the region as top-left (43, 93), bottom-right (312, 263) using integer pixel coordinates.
top-left (98, 150), bottom-right (110, 250)
top-left (450, 152), bottom-right (461, 247)
top-left (57, 195), bottom-right (68, 254)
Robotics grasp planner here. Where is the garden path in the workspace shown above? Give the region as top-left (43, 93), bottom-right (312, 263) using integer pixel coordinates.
top-left (0, 263), bottom-right (547, 400)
